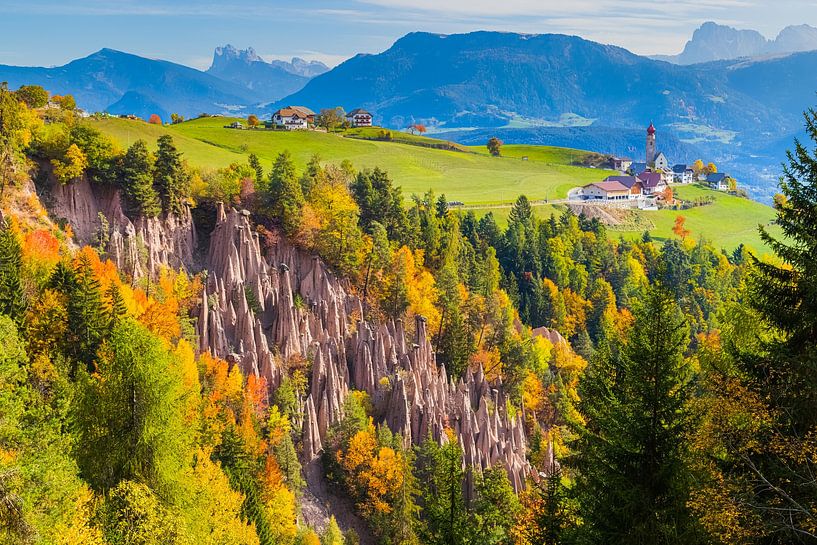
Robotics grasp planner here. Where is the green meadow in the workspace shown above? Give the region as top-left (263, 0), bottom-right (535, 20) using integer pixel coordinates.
top-left (90, 117), bottom-right (608, 205)
top-left (89, 117), bottom-right (778, 251)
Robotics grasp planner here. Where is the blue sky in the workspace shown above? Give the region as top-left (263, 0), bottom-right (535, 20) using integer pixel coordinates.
top-left (1, 0), bottom-right (815, 69)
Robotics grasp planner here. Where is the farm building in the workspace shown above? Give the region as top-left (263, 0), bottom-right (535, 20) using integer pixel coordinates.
top-left (270, 106), bottom-right (315, 130)
top-left (346, 108), bottom-right (373, 127)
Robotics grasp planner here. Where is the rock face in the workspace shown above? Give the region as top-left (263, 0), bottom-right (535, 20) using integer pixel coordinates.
top-left (46, 174), bottom-right (196, 278)
top-left (197, 205), bottom-right (533, 493)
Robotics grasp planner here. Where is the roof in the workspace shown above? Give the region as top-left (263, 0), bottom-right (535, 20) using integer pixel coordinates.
top-left (289, 106), bottom-right (314, 116)
top-left (629, 162), bottom-right (648, 174)
top-left (346, 108), bottom-right (371, 116)
top-left (586, 181), bottom-right (630, 193)
top-left (707, 173), bottom-right (727, 182)
top-left (273, 107), bottom-right (306, 118)
top-left (672, 164), bottom-right (689, 173)
top-left (637, 172), bottom-right (663, 188)
top-left (647, 122), bottom-right (656, 135)
top-left (604, 175), bottom-right (638, 188)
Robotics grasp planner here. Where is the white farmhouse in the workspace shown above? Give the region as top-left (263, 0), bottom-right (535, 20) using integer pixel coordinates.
top-left (346, 108), bottom-right (373, 128)
top-left (271, 106), bottom-right (315, 130)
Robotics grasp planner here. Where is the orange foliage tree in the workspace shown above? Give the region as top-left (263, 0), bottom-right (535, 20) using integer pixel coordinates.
top-left (672, 215), bottom-right (691, 240)
top-left (148, 113), bottom-right (162, 125)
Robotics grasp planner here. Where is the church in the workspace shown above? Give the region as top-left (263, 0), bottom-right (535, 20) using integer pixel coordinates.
top-left (628, 123), bottom-right (684, 186)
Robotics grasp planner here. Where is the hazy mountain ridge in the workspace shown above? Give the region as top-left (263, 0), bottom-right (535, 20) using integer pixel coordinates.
top-left (0, 48), bottom-right (259, 119)
top-left (206, 44), bottom-right (328, 100)
top-left (653, 21), bottom-right (817, 65)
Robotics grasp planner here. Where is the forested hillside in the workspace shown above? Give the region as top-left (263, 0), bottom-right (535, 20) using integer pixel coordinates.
top-left (3, 83), bottom-right (817, 545)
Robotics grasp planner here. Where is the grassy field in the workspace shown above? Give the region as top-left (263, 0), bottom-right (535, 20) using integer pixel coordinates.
top-left (89, 117), bottom-right (778, 252)
top-left (468, 185), bottom-right (778, 253)
top-left (89, 117), bottom-right (608, 205)
top-left (616, 185), bottom-right (779, 253)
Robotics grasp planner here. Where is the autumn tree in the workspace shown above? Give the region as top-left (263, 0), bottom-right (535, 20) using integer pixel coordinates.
top-left (487, 137), bottom-right (503, 157)
top-left (170, 113), bottom-right (185, 124)
top-left (247, 114), bottom-right (260, 128)
top-left (14, 85), bottom-right (48, 108)
top-left (672, 215), bottom-right (690, 240)
top-left (705, 162), bottom-right (717, 175)
top-left (691, 159), bottom-right (705, 177)
top-left (317, 107), bottom-right (345, 132)
top-left (51, 143), bottom-right (88, 184)
top-left (148, 113), bottom-right (162, 125)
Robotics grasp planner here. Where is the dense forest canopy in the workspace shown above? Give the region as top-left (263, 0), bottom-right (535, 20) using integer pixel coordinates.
top-left (2, 82), bottom-right (817, 545)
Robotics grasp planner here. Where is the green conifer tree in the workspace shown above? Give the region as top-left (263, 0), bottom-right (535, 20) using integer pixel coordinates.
top-left (0, 222), bottom-right (26, 324)
top-left (153, 135), bottom-right (190, 215)
top-left (120, 140), bottom-right (160, 218)
top-left (569, 287), bottom-right (702, 545)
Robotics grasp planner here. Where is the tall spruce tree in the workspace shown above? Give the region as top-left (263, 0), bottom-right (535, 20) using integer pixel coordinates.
top-left (415, 433), bottom-right (468, 545)
top-left (0, 222), bottom-right (26, 324)
top-left (569, 287), bottom-right (702, 545)
top-left (65, 254), bottom-right (104, 373)
top-left (120, 140), bottom-right (160, 218)
top-left (266, 150), bottom-right (303, 237)
top-left (734, 107), bottom-right (817, 540)
top-left (153, 135), bottom-right (189, 215)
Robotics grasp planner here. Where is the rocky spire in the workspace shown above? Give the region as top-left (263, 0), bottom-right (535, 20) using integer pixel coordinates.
top-left (198, 207), bottom-right (533, 494)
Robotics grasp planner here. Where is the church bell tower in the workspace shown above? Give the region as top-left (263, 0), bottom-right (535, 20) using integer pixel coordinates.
top-left (646, 122), bottom-right (656, 167)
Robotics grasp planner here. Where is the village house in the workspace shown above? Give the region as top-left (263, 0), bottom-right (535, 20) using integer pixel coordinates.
top-left (270, 106), bottom-right (315, 130)
top-left (706, 172), bottom-right (731, 191)
top-left (637, 171), bottom-right (667, 196)
top-left (578, 180), bottom-right (632, 201)
top-left (603, 175), bottom-right (643, 199)
top-left (346, 108), bottom-right (373, 128)
top-left (611, 157), bottom-right (633, 172)
top-left (672, 164), bottom-right (694, 184)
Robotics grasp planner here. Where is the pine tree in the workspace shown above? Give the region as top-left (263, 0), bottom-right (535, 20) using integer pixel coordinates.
top-left (153, 135), bottom-right (189, 215)
top-left (415, 433), bottom-right (468, 545)
top-left (569, 287), bottom-right (702, 545)
top-left (733, 107), bottom-right (817, 539)
top-left (120, 140), bottom-right (160, 218)
top-left (248, 153), bottom-right (264, 188)
top-left (65, 254), bottom-right (104, 373)
top-left (266, 151), bottom-right (303, 237)
top-left (0, 222), bottom-right (26, 324)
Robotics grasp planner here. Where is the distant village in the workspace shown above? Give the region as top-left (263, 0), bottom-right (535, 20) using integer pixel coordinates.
top-left (570, 123), bottom-right (737, 208)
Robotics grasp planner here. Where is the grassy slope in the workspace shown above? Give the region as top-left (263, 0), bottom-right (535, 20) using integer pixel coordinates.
top-left (90, 117), bottom-right (606, 205)
top-left (616, 185), bottom-right (780, 253)
top-left (469, 185), bottom-right (778, 253)
top-left (90, 117), bottom-right (777, 251)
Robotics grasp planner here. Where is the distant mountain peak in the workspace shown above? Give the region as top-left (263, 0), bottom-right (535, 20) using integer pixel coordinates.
top-left (212, 44), bottom-right (263, 67)
top-left (654, 21), bottom-right (817, 65)
top-left (209, 45), bottom-right (329, 78)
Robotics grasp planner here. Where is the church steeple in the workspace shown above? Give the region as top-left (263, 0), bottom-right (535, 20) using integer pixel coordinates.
top-left (646, 122), bottom-right (656, 167)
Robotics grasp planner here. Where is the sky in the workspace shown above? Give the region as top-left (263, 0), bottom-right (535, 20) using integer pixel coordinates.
top-left (1, 0), bottom-right (816, 69)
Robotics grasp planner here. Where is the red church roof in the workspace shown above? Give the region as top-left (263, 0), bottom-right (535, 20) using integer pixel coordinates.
top-left (647, 122), bottom-right (656, 135)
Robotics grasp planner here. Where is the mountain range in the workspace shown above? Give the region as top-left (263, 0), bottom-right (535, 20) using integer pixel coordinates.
top-left (653, 22), bottom-right (817, 65)
top-left (0, 45), bottom-right (329, 121)
top-left (1, 27), bottom-right (816, 197)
